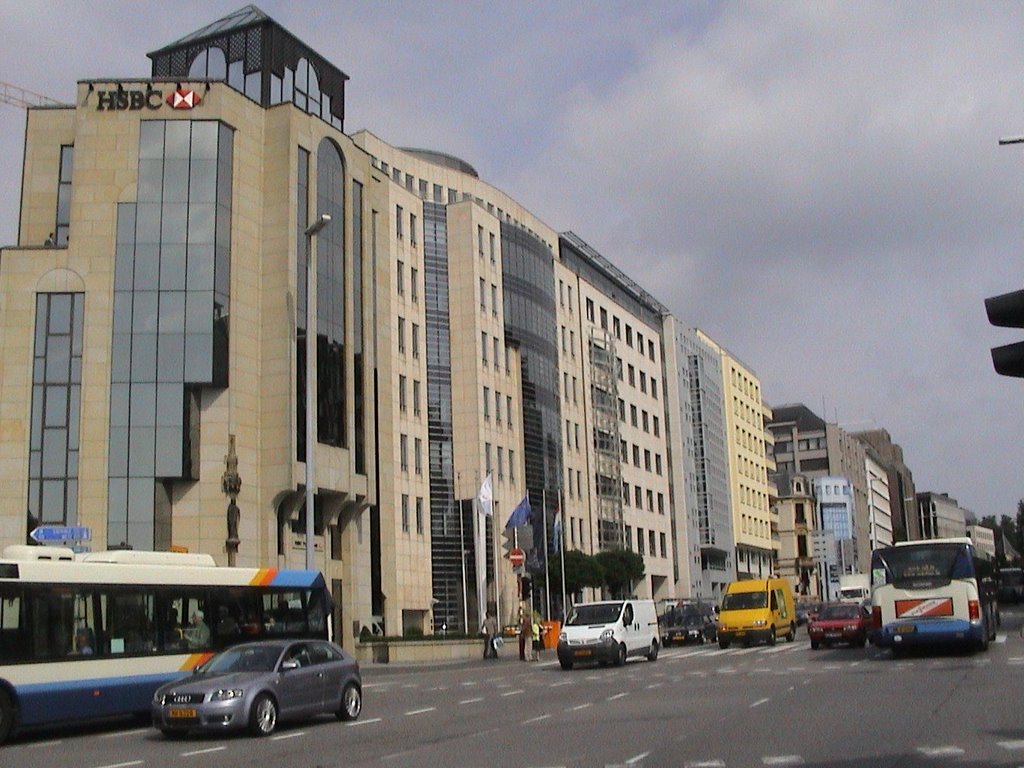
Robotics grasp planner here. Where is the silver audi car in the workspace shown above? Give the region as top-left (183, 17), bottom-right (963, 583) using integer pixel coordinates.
top-left (151, 639), bottom-right (362, 737)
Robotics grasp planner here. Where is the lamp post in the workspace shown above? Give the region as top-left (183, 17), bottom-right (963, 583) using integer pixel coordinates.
top-left (304, 213), bottom-right (331, 570)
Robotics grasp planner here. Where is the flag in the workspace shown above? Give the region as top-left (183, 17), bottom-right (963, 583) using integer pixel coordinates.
top-left (551, 508), bottom-right (562, 553)
top-left (477, 473), bottom-right (493, 516)
top-left (505, 496), bottom-right (531, 528)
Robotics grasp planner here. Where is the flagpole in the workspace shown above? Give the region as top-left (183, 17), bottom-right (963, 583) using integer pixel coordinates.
top-left (492, 499), bottom-right (500, 633)
top-left (457, 477), bottom-right (468, 633)
top-left (559, 489), bottom-right (567, 622)
top-left (543, 489), bottom-right (551, 621)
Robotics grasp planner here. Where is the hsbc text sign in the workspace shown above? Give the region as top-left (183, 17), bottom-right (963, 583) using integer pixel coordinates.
top-left (96, 87), bottom-right (202, 112)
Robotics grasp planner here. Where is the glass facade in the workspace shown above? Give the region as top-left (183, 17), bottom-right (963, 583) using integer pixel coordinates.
top-left (315, 139), bottom-right (346, 448)
top-left (501, 222), bottom-right (562, 569)
top-left (27, 293), bottom-right (84, 533)
top-left (55, 146), bottom-right (74, 247)
top-left (108, 120), bottom-right (233, 550)
top-left (296, 147), bottom-right (310, 462)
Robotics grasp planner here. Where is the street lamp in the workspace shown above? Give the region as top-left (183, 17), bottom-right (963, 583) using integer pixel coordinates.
top-left (304, 213), bottom-right (331, 570)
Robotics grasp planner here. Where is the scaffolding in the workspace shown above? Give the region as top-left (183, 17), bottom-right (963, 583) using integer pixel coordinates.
top-left (589, 328), bottom-right (624, 550)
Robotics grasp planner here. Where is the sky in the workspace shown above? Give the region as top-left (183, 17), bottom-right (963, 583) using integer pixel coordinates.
top-left (2, 1), bottom-right (1024, 523)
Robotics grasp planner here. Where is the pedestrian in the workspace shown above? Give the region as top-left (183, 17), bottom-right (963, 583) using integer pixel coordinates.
top-left (482, 610), bottom-right (499, 659)
top-left (519, 607), bottom-right (531, 661)
top-left (531, 615), bottom-right (542, 661)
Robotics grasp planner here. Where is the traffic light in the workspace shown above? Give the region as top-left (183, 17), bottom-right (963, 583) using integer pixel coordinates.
top-left (985, 289), bottom-right (1024, 377)
top-left (521, 577), bottom-right (532, 600)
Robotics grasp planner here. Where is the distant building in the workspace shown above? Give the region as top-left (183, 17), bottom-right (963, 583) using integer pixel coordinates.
top-left (967, 524), bottom-right (996, 560)
top-left (773, 473), bottom-right (818, 597)
top-left (853, 429), bottom-right (919, 541)
top-left (813, 476), bottom-right (856, 600)
top-left (916, 492), bottom-right (967, 540)
top-left (864, 451), bottom-right (894, 552)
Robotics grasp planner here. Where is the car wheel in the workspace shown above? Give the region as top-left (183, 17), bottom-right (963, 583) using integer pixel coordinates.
top-left (767, 626), bottom-right (777, 647)
top-left (647, 641), bottom-right (659, 662)
top-left (249, 693), bottom-right (278, 737)
top-left (810, 639), bottom-right (819, 650)
top-left (698, 632), bottom-right (706, 645)
top-left (615, 643), bottom-right (627, 666)
top-left (559, 658), bottom-right (573, 670)
top-left (718, 639), bottom-right (730, 650)
top-left (858, 635), bottom-right (867, 648)
top-left (336, 683), bottom-right (361, 721)
top-left (786, 623), bottom-right (796, 642)
top-left (0, 690), bottom-right (14, 745)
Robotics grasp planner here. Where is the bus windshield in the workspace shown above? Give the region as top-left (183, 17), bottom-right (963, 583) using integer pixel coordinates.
top-left (871, 542), bottom-right (974, 588)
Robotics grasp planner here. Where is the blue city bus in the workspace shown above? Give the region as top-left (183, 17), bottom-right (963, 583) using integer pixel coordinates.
top-left (870, 537), bottom-right (998, 655)
top-left (0, 546), bottom-right (332, 744)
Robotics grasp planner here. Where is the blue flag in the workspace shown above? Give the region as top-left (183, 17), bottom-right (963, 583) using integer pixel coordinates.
top-left (505, 496), bottom-right (531, 529)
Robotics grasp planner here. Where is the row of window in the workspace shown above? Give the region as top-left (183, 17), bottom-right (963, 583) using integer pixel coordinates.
top-left (396, 260), bottom-right (419, 302)
top-left (400, 493), bottom-right (425, 535)
top-left (397, 375), bottom-right (422, 417)
top-left (396, 316), bottom-right (420, 357)
top-left (619, 399), bottom-right (661, 437)
top-left (483, 442), bottom-right (516, 485)
top-left (394, 204), bottom-right (418, 247)
top-left (731, 365), bottom-right (761, 402)
top-left (740, 512), bottom-right (772, 540)
top-left (481, 332), bottom-right (511, 373)
top-left (621, 482), bottom-right (667, 515)
top-left (479, 278), bottom-right (500, 317)
top-left (482, 386), bottom-right (514, 428)
top-left (477, 225), bottom-right (498, 264)
top-left (585, 297), bottom-right (658, 364)
top-left (620, 361), bottom-right (659, 401)
top-left (617, 440), bottom-right (664, 476)
top-left (398, 434), bottom-right (423, 475)
top-left (624, 526), bottom-right (669, 559)
top-left (732, 395), bottom-right (763, 430)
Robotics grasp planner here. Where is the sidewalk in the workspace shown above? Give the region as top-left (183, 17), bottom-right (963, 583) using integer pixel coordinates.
top-left (360, 647), bottom-right (554, 675)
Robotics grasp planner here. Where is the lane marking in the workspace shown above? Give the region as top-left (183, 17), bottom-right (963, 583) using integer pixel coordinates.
top-left (405, 707), bottom-right (436, 716)
top-left (608, 692), bottom-right (629, 701)
top-left (917, 746), bottom-right (965, 758)
top-left (569, 702), bottom-right (592, 711)
top-left (347, 717), bottom-right (382, 726)
top-left (626, 752), bottom-right (650, 765)
top-left (271, 731), bottom-right (306, 741)
top-left (998, 740), bottom-right (1024, 750)
top-left (91, 763), bottom-right (144, 768)
top-left (750, 697), bottom-right (770, 708)
top-left (182, 747), bottom-right (227, 756)
top-left (685, 761), bottom-right (725, 767)
top-left (550, 680), bottom-right (572, 688)
top-left (502, 689), bottom-right (525, 697)
top-left (30, 740), bottom-right (63, 748)
top-left (523, 714), bottom-right (551, 724)
top-left (101, 729), bottom-right (150, 739)
top-left (762, 756), bottom-right (804, 765)
top-left (460, 697), bottom-right (484, 705)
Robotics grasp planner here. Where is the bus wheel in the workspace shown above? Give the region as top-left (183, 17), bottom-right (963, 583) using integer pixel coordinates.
top-left (0, 689), bottom-right (13, 745)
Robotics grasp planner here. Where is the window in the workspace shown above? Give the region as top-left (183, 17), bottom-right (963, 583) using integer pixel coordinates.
top-left (495, 389), bottom-right (502, 423)
top-left (507, 396), bottom-right (513, 428)
top-left (410, 213), bottom-right (418, 247)
top-left (477, 225), bottom-right (484, 258)
top-left (642, 411), bottom-right (649, 432)
top-left (637, 528), bottom-right (645, 555)
top-left (650, 530), bottom-right (657, 556)
top-left (622, 482), bottom-right (630, 505)
top-left (397, 260), bottom-right (405, 295)
top-left (657, 493), bottom-right (665, 514)
top-left (632, 445), bottom-right (641, 466)
top-left (480, 278), bottom-right (486, 311)
top-left (413, 379), bottom-right (421, 416)
top-left (630, 405), bottom-right (638, 427)
top-left (485, 443), bottom-right (492, 474)
top-left (655, 454), bottom-right (663, 475)
top-left (396, 205), bottom-right (403, 239)
top-left (400, 434), bottom-right (408, 472)
top-left (411, 323), bottom-right (419, 358)
top-left (55, 145), bottom-right (74, 246)
top-left (651, 379), bottom-right (658, 400)
top-left (481, 332), bottom-right (488, 365)
top-left (634, 486), bottom-right (642, 508)
top-left (410, 267), bottom-right (419, 302)
top-left (399, 375), bottom-right (407, 412)
top-left (653, 416), bottom-right (660, 437)
top-left (489, 232), bottom-right (496, 264)
top-left (497, 447), bottom-right (504, 480)
top-left (644, 449), bottom-right (652, 471)
top-left (647, 490), bottom-right (654, 512)
top-left (613, 316), bottom-right (620, 339)
top-left (628, 365), bottom-right (635, 387)
top-left (401, 494), bottom-right (410, 532)
top-left (416, 497), bottom-right (424, 534)
top-left (648, 339), bottom-right (656, 362)
top-left (509, 450), bottom-right (515, 484)
top-left (600, 307), bottom-right (608, 330)
top-left (397, 317), bottom-right (406, 354)
top-left (625, 325), bottom-right (633, 346)
top-left (640, 372), bottom-right (647, 393)
top-left (493, 337), bottom-right (500, 370)
top-left (414, 438), bottom-right (422, 475)
top-left (484, 386), bottom-right (491, 420)
top-left (491, 284), bottom-right (498, 317)
top-left (586, 298), bottom-right (594, 322)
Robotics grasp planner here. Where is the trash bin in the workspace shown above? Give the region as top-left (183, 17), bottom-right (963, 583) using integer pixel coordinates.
top-left (541, 620), bottom-right (561, 650)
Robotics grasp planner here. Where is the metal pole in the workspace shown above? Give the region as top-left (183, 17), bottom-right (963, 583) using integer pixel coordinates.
top-left (303, 214), bottom-right (330, 570)
top-left (458, 483), bottom-right (469, 632)
top-left (559, 489), bottom-right (567, 622)
top-left (543, 489), bottom-right (551, 620)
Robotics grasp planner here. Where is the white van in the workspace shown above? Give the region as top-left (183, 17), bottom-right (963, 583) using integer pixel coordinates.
top-left (556, 599), bottom-right (659, 670)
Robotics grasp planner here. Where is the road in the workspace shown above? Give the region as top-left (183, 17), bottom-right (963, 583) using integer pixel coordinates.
top-left (6, 608), bottom-right (1024, 767)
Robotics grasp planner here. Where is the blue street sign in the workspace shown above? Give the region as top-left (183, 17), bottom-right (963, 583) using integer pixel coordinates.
top-left (30, 526), bottom-right (92, 543)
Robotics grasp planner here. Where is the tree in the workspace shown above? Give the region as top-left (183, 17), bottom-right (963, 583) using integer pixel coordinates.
top-left (547, 550), bottom-right (604, 596)
top-left (595, 549), bottom-right (645, 598)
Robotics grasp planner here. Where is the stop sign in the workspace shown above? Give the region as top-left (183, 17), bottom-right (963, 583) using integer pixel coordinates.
top-left (509, 548), bottom-right (525, 567)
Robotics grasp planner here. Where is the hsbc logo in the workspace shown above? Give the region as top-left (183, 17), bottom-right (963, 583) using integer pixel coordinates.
top-left (166, 88), bottom-right (202, 110)
top-left (95, 86), bottom-right (202, 112)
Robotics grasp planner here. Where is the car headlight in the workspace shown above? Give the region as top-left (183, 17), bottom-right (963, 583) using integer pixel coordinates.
top-left (752, 620), bottom-right (766, 627)
top-left (599, 629), bottom-right (614, 641)
top-left (211, 688), bottom-right (244, 701)
top-left (845, 624), bottom-right (859, 632)
top-left (559, 631), bottom-right (567, 643)
top-left (153, 691), bottom-right (166, 705)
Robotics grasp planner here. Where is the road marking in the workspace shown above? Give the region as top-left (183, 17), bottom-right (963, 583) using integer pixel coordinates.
top-left (502, 689), bottom-right (525, 697)
top-left (523, 714), bottom-right (551, 724)
top-left (750, 697), bottom-right (770, 708)
top-left (550, 680), bottom-right (573, 688)
top-left (347, 717), bottom-right (382, 726)
top-left (460, 697), bottom-right (485, 704)
top-left (30, 740), bottom-right (63, 748)
top-left (271, 731), bottom-right (306, 741)
top-left (101, 729), bottom-right (149, 739)
top-left (998, 740), bottom-right (1024, 750)
top-left (182, 747), bottom-right (226, 756)
top-left (91, 762), bottom-right (144, 768)
top-left (608, 692), bottom-right (629, 701)
top-left (762, 755), bottom-right (803, 764)
top-left (426, 685), bottom-right (449, 691)
top-left (406, 707), bottom-right (437, 715)
top-left (569, 702), bottom-right (592, 711)
top-left (917, 746), bottom-right (965, 758)
top-left (685, 761), bottom-right (725, 767)
top-left (645, 682), bottom-right (663, 689)
top-left (625, 752), bottom-right (650, 764)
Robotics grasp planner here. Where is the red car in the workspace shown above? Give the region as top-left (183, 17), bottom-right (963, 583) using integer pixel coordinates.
top-left (808, 602), bottom-right (870, 649)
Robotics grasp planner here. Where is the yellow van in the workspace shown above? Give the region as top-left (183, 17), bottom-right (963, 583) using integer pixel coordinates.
top-left (717, 577), bottom-right (796, 649)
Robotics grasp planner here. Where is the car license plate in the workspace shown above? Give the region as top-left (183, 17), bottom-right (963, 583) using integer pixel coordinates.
top-left (735, 631), bottom-right (746, 637)
top-left (169, 708), bottom-right (197, 719)
top-left (671, 633), bottom-right (684, 641)
top-left (895, 624), bottom-right (915, 634)
top-left (825, 632), bottom-right (840, 639)
top-left (574, 648), bottom-right (592, 657)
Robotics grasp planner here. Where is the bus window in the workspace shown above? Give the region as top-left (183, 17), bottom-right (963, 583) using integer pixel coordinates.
top-left (103, 590), bottom-right (156, 654)
top-left (0, 586), bottom-right (27, 662)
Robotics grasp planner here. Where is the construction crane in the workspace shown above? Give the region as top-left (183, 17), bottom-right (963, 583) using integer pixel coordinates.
top-left (0, 80), bottom-right (65, 109)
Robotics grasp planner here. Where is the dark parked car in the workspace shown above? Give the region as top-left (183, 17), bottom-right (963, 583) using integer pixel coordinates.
top-left (795, 599), bottom-right (822, 627)
top-left (660, 602), bottom-right (717, 646)
top-left (152, 639), bottom-right (361, 737)
top-left (807, 602), bottom-right (870, 649)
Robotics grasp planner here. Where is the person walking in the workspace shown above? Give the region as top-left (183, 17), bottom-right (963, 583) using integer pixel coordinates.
top-left (530, 614), bottom-right (542, 661)
top-left (482, 610), bottom-right (499, 659)
top-left (519, 607), bottom-right (531, 661)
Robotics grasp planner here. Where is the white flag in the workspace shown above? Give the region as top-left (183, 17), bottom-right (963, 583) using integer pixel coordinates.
top-left (477, 473), bottom-right (493, 516)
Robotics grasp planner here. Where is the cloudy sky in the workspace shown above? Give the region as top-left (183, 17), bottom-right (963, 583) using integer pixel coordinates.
top-left (2, 1), bottom-right (1024, 523)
